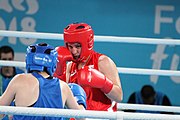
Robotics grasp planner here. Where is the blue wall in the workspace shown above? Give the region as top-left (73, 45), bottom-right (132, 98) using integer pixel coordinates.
top-left (0, 0), bottom-right (180, 106)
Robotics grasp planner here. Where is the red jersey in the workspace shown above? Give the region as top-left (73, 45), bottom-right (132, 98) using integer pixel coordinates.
top-left (69, 50), bottom-right (117, 111)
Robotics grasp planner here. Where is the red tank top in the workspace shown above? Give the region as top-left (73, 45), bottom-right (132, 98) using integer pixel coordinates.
top-left (69, 51), bottom-right (117, 111)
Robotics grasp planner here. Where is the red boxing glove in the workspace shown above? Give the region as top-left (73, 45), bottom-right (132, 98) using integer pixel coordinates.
top-left (77, 66), bottom-right (113, 94)
top-left (54, 46), bottom-right (72, 81)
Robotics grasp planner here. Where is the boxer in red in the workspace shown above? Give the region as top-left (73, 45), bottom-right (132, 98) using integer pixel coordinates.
top-left (54, 22), bottom-right (123, 111)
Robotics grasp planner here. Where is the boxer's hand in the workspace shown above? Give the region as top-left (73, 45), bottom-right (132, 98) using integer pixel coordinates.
top-left (54, 46), bottom-right (72, 81)
top-left (68, 83), bottom-right (87, 109)
top-left (77, 66), bottom-right (113, 94)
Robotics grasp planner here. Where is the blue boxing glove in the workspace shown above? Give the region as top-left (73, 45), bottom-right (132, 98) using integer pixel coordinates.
top-left (68, 83), bottom-right (87, 109)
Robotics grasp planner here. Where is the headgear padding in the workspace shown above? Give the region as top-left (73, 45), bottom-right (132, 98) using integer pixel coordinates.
top-left (26, 43), bottom-right (57, 76)
top-left (64, 22), bottom-right (94, 62)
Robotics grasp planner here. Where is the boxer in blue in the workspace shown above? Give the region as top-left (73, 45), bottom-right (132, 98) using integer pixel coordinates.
top-left (0, 43), bottom-right (86, 120)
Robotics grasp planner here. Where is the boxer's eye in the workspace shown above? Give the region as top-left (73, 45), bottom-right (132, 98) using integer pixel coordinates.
top-left (75, 44), bottom-right (81, 48)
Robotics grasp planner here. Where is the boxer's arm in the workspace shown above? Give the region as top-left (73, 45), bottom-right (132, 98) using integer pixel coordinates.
top-left (98, 55), bottom-right (123, 102)
top-left (0, 75), bottom-right (18, 106)
top-left (68, 83), bottom-right (87, 109)
top-left (61, 81), bottom-right (85, 109)
top-left (61, 81), bottom-right (85, 120)
top-left (77, 66), bottom-right (113, 94)
top-left (0, 74), bottom-right (19, 118)
top-left (76, 55), bottom-right (122, 102)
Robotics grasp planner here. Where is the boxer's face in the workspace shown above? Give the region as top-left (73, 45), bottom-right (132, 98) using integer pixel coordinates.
top-left (67, 42), bottom-right (81, 60)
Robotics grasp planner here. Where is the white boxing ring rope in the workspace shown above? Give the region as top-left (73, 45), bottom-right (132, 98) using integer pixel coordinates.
top-left (0, 106), bottom-right (180, 120)
top-left (0, 30), bottom-right (180, 45)
top-left (1, 30), bottom-right (180, 119)
top-left (1, 60), bottom-right (180, 77)
top-left (118, 103), bottom-right (180, 113)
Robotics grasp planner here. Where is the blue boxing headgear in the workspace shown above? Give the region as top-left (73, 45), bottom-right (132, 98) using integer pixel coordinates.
top-left (26, 43), bottom-right (58, 76)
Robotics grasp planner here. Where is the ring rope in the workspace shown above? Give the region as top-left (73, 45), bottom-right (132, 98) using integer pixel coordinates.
top-left (1, 30), bottom-right (180, 119)
top-left (0, 60), bottom-right (180, 76)
top-left (118, 103), bottom-right (180, 113)
top-left (0, 106), bottom-right (117, 119)
top-left (0, 30), bottom-right (180, 45)
top-left (0, 106), bottom-right (180, 120)
top-left (117, 67), bottom-right (180, 76)
top-left (0, 60), bottom-right (26, 68)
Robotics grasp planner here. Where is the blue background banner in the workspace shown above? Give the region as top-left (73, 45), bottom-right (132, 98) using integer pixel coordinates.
top-left (0, 0), bottom-right (180, 106)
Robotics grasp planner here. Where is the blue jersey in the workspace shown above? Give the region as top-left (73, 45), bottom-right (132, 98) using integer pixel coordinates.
top-left (135, 91), bottom-right (164, 113)
top-left (13, 72), bottom-right (63, 120)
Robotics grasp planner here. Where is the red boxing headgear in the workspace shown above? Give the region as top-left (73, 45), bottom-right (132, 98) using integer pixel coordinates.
top-left (64, 23), bottom-right (94, 62)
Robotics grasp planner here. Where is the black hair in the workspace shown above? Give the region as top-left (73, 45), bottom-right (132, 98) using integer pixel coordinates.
top-left (0, 45), bottom-right (14, 59)
top-left (29, 43), bottom-right (52, 54)
top-left (141, 85), bottom-right (155, 99)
